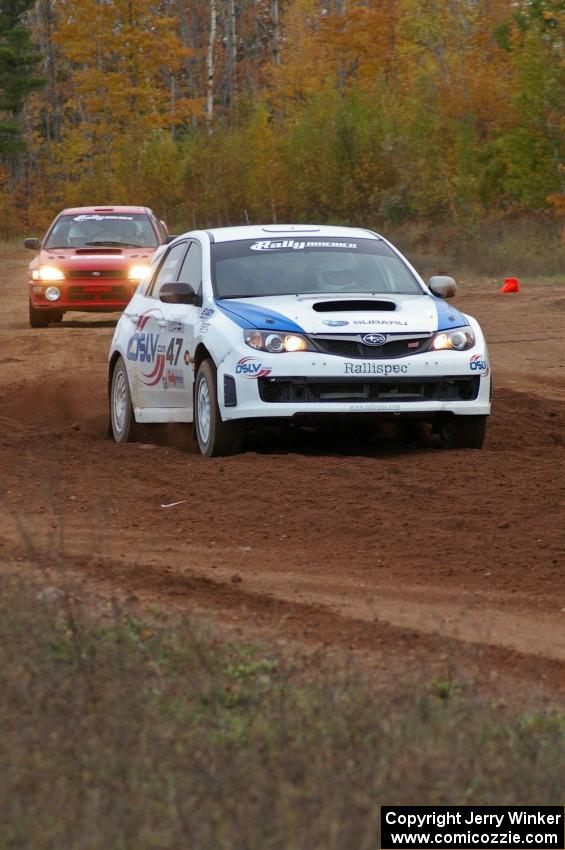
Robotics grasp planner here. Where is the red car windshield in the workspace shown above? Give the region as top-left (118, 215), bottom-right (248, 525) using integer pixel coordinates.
top-left (44, 213), bottom-right (159, 249)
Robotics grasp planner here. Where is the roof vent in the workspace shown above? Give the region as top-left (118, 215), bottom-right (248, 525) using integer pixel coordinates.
top-left (261, 225), bottom-right (320, 233)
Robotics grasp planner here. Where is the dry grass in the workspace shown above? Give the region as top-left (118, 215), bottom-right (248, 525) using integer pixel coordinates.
top-left (0, 239), bottom-right (28, 256)
top-left (385, 216), bottom-right (565, 279)
top-left (4, 215), bottom-right (565, 278)
top-left (0, 578), bottom-right (563, 850)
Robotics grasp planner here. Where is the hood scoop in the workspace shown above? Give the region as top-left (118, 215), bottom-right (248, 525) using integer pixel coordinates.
top-left (313, 299), bottom-right (396, 312)
top-left (74, 248), bottom-right (123, 255)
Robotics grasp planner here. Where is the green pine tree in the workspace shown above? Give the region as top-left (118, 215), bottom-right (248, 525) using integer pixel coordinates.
top-left (0, 0), bottom-right (44, 155)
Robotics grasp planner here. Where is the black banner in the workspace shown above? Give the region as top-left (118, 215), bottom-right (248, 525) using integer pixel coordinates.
top-left (381, 806), bottom-right (564, 850)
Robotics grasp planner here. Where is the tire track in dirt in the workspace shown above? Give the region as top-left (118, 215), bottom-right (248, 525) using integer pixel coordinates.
top-left (1, 255), bottom-right (564, 701)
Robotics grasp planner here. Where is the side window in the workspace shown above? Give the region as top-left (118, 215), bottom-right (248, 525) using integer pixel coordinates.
top-left (149, 242), bottom-right (188, 298)
top-left (177, 241), bottom-right (202, 292)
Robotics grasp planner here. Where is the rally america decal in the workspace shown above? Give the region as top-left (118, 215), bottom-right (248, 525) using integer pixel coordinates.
top-left (73, 214), bottom-right (135, 222)
top-left (250, 240), bottom-right (358, 251)
top-left (163, 369), bottom-right (185, 389)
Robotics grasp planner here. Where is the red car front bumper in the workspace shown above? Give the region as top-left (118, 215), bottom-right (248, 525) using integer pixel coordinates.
top-left (29, 279), bottom-right (140, 313)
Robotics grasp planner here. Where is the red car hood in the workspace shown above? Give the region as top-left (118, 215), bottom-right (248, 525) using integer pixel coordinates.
top-left (30, 246), bottom-right (155, 273)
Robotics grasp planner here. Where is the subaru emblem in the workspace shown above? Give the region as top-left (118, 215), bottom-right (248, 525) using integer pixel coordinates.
top-left (323, 319), bottom-right (349, 327)
top-left (362, 333), bottom-right (386, 346)
top-left (92, 271), bottom-right (101, 277)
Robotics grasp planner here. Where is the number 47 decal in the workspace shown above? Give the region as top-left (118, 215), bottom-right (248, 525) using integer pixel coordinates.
top-left (166, 337), bottom-right (183, 366)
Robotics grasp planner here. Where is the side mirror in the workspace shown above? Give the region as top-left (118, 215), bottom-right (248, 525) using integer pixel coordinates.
top-left (165, 234), bottom-right (179, 244)
top-left (160, 281), bottom-right (202, 306)
top-left (428, 275), bottom-right (457, 299)
top-left (24, 237), bottom-right (40, 251)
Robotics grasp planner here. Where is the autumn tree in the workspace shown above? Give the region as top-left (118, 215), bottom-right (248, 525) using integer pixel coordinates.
top-left (0, 0), bottom-right (563, 243)
top-left (495, 0), bottom-right (565, 208)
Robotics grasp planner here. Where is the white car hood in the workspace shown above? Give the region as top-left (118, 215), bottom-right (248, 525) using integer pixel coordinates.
top-left (216, 293), bottom-right (467, 336)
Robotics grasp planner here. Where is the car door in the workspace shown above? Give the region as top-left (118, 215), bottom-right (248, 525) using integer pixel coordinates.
top-left (153, 240), bottom-right (203, 418)
top-left (129, 241), bottom-right (189, 411)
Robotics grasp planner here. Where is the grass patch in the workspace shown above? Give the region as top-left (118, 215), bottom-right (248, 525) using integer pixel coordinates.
top-left (0, 238), bottom-right (28, 256)
top-left (3, 215), bottom-right (565, 278)
top-left (0, 580), bottom-right (563, 849)
top-left (387, 216), bottom-right (565, 279)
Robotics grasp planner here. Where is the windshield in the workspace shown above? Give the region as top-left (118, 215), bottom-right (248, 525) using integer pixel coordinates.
top-left (45, 213), bottom-right (159, 249)
top-left (211, 237), bottom-right (422, 298)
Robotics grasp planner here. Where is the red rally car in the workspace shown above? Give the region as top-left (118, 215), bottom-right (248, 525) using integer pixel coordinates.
top-left (25, 206), bottom-right (168, 327)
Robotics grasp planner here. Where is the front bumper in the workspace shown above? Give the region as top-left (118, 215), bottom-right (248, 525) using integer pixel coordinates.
top-left (218, 349), bottom-right (492, 420)
top-left (29, 280), bottom-right (139, 312)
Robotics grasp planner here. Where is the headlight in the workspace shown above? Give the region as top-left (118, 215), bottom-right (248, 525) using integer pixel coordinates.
top-left (128, 264), bottom-right (152, 281)
top-left (32, 266), bottom-right (65, 282)
top-left (45, 286), bottom-right (61, 301)
top-left (244, 329), bottom-right (313, 353)
top-left (431, 327), bottom-right (475, 351)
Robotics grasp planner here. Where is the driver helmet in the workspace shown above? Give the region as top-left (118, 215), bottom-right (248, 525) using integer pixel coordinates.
top-left (67, 222), bottom-right (87, 247)
top-left (316, 255), bottom-right (359, 290)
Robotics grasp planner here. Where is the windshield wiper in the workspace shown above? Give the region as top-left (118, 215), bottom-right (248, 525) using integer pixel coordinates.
top-left (85, 240), bottom-right (143, 248)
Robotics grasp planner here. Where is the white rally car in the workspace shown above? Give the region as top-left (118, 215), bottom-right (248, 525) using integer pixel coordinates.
top-left (108, 225), bottom-right (491, 456)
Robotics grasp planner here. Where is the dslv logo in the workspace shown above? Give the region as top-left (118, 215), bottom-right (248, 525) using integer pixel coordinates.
top-left (469, 354), bottom-right (489, 376)
top-left (127, 332), bottom-right (158, 363)
top-left (236, 357), bottom-right (272, 379)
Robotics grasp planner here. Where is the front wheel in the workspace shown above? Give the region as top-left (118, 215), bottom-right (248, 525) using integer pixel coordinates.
top-left (194, 360), bottom-right (242, 457)
top-left (438, 415), bottom-right (487, 449)
top-left (110, 357), bottom-right (137, 444)
top-left (29, 300), bottom-right (49, 328)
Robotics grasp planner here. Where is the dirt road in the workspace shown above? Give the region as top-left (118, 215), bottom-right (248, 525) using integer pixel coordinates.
top-left (1, 250), bottom-right (564, 700)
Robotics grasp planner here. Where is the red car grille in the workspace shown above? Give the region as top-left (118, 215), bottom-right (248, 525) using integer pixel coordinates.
top-left (66, 285), bottom-right (131, 302)
top-left (66, 269), bottom-right (125, 279)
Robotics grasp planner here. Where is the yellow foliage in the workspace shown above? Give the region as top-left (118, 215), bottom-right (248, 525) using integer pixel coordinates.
top-left (2, 0), bottom-right (563, 234)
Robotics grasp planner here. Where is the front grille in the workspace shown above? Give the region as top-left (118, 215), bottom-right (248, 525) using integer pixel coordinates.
top-left (66, 285), bottom-right (131, 302)
top-left (312, 335), bottom-right (433, 359)
top-left (258, 377), bottom-right (480, 404)
top-left (66, 269), bottom-right (126, 280)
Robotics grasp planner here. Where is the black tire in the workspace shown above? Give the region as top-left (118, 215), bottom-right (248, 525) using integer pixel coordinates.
top-left (110, 357), bottom-right (138, 444)
top-left (397, 419), bottom-right (425, 447)
top-left (49, 310), bottom-right (63, 323)
top-left (194, 360), bottom-right (242, 457)
top-left (438, 415), bottom-right (487, 449)
top-left (29, 300), bottom-right (49, 328)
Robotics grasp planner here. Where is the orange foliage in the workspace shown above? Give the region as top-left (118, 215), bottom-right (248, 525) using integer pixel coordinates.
top-left (1, 0), bottom-right (563, 233)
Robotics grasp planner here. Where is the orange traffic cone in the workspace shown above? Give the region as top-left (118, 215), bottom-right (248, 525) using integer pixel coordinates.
top-left (500, 277), bottom-right (520, 293)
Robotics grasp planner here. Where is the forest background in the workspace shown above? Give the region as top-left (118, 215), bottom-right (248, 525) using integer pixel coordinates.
top-left (1, 0), bottom-right (564, 273)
